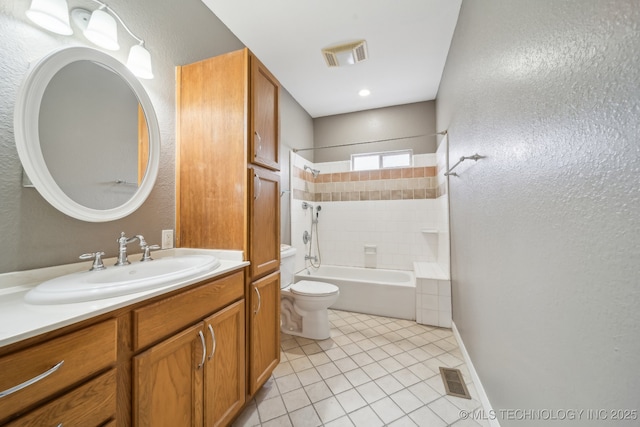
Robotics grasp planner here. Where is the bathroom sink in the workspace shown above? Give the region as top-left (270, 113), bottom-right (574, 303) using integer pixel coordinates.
top-left (24, 255), bottom-right (221, 305)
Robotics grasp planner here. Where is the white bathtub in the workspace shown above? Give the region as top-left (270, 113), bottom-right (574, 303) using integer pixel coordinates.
top-left (295, 265), bottom-right (416, 320)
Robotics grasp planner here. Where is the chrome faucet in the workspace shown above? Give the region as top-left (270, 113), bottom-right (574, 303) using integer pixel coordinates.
top-left (115, 232), bottom-right (147, 266)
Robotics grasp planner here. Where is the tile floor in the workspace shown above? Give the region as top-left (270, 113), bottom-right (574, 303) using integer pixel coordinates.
top-left (233, 309), bottom-right (489, 427)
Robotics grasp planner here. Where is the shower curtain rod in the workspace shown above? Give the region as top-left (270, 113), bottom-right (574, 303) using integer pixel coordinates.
top-left (292, 130), bottom-right (447, 153)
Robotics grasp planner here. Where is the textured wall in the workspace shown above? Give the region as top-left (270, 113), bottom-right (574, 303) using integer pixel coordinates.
top-left (0, 0), bottom-right (317, 273)
top-left (313, 101), bottom-right (437, 163)
top-left (437, 1), bottom-right (640, 424)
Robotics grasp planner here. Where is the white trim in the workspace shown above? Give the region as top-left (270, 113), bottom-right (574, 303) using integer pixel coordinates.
top-left (452, 321), bottom-right (501, 427)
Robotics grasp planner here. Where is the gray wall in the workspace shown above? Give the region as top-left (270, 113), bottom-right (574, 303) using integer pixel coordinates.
top-left (279, 88), bottom-right (314, 245)
top-left (436, 1), bottom-right (640, 424)
top-left (313, 101), bottom-right (437, 163)
top-left (0, 0), bottom-right (309, 273)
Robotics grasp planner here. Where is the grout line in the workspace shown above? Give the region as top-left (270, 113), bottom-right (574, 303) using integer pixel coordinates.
top-left (243, 311), bottom-right (481, 427)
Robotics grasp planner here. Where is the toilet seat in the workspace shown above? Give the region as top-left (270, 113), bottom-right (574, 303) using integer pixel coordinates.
top-left (290, 280), bottom-right (339, 297)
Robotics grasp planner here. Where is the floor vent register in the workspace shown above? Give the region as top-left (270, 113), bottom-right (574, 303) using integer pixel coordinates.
top-left (439, 367), bottom-right (471, 399)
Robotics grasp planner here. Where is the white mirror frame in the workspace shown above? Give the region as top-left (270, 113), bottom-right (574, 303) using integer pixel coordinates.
top-left (14, 46), bottom-right (160, 222)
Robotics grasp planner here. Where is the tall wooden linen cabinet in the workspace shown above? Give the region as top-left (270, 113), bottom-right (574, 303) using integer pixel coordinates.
top-left (176, 48), bottom-right (281, 410)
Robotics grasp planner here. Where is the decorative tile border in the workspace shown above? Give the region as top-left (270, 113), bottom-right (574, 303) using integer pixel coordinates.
top-left (293, 165), bottom-right (440, 202)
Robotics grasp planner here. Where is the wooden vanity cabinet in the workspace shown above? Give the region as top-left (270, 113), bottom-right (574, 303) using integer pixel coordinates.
top-left (250, 54), bottom-right (280, 171)
top-left (134, 322), bottom-right (203, 427)
top-left (203, 301), bottom-right (246, 427)
top-left (176, 47), bottom-right (281, 256)
top-left (248, 271), bottom-right (281, 395)
top-left (5, 369), bottom-right (117, 427)
top-left (0, 268), bottom-right (248, 427)
top-left (249, 166), bottom-right (281, 280)
top-left (0, 319), bottom-right (117, 426)
top-left (133, 272), bottom-right (245, 427)
top-left (177, 48), bottom-right (282, 400)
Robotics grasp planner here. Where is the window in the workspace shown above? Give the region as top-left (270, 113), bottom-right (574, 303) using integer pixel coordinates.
top-left (351, 150), bottom-right (413, 171)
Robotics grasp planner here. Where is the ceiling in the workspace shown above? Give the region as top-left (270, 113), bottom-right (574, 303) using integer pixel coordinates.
top-left (200, 0), bottom-right (462, 118)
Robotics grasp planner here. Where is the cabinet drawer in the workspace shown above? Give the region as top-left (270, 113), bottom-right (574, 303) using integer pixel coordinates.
top-left (133, 271), bottom-right (244, 351)
top-left (5, 369), bottom-right (116, 427)
top-left (0, 319), bottom-right (117, 420)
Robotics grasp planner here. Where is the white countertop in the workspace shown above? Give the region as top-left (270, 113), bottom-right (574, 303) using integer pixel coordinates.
top-left (0, 248), bottom-right (249, 348)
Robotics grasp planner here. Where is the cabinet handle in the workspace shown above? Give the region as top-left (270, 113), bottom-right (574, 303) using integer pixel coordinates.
top-left (254, 131), bottom-right (262, 156)
top-left (254, 173), bottom-right (262, 200)
top-left (197, 331), bottom-right (206, 369)
top-left (0, 360), bottom-right (64, 398)
top-left (207, 324), bottom-right (216, 360)
top-left (253, 286), bottom-right (262, 315)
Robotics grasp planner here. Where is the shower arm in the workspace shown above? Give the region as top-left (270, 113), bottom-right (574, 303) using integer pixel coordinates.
top-left (444, 153), bottom-right (485, 177)
top-left (303, 165), bottom-right (320, 178)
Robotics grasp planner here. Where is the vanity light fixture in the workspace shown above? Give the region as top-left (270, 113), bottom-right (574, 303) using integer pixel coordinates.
top-left (83, 7), bottom-right (119, 51)
top-left (26, 0), bottom-right (153, 79)
top-left (126, 44), bottom-right (154, 80)
top-left (25, 0), bottom-right (73, 35)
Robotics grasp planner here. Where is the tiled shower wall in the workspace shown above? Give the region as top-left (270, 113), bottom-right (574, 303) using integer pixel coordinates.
top-left (414, 136), bottom-right (451, 328)
top-left (290, 153), bottom-right (447, 272)
top-left (293, 166), bottom-right (439, 203)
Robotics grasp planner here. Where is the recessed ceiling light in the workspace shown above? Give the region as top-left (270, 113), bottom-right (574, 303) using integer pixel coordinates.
top-left (359, 89), bottom-right (370, 97)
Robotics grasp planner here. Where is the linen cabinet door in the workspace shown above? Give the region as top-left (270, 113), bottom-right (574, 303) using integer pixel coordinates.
top-left (248, 166), bottom-right (280, 280)
top-left (203, 300), bottom-right (245, 427)
top-left (250, 55), bottom-right (280, 170)
top-left (249, 271), bottom-right (281, 396)
top-left (133, 323), bottom-right (205, 427)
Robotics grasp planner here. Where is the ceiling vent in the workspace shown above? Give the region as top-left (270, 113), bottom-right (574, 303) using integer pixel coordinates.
top-left (322, 40), bottom-right (368, 67)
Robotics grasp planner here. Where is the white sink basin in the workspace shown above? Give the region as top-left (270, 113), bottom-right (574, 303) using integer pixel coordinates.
top-left (24, 255), bottom-right (221, 305)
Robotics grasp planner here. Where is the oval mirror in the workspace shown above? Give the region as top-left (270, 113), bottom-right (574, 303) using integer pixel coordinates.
top-left (14, 46), bottom-right (160, 222)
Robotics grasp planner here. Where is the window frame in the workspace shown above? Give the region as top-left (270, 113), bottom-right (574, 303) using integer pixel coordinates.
top-left (350, 149), bottom-right (413, 171)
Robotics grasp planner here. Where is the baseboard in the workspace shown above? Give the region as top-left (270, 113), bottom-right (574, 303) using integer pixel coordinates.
top-left (452, 321), bottom-right (501, 427)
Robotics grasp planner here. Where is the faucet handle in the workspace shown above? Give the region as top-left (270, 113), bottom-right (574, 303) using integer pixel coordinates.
top-left (79, 251), bottom-right (106, 271)
top-left (140, 244), bottom-right (161, 262)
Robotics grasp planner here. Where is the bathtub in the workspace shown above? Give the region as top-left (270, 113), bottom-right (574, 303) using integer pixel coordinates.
top-left (295, 265), bottom-right (416, 320)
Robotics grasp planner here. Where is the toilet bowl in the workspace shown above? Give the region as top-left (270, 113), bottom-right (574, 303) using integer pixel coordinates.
top-left (280, 245), bottom-right (339, 340)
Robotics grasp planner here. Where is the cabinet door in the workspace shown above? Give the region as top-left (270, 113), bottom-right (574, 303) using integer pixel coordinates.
top-left (177, 50), bottom-right (247, 250)
top-left (249, 166), bottom-right (280, 280)
top-left (250, 55), bottom-right (280, 170)
top-left (134, 323), bottom-right (205, 427)
top-left (203, 300), bottom-right (245, 427)
top-left (249, 272), bottom-right (281, 396)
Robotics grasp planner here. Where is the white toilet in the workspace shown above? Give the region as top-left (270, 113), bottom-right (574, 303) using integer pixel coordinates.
top-left (280, 245), bottom-right (339, 340)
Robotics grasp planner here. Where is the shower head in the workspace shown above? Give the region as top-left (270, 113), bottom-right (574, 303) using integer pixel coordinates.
top-left (302, 201), bottom-right (314, 210)
top-left (304, 165), bottom-right (320, 178)
top-left (315, 205), bottom-right (322, 212)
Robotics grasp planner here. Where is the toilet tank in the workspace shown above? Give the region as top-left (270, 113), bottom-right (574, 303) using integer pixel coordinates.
top-left (280, 244), bottom-right (297, 288)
